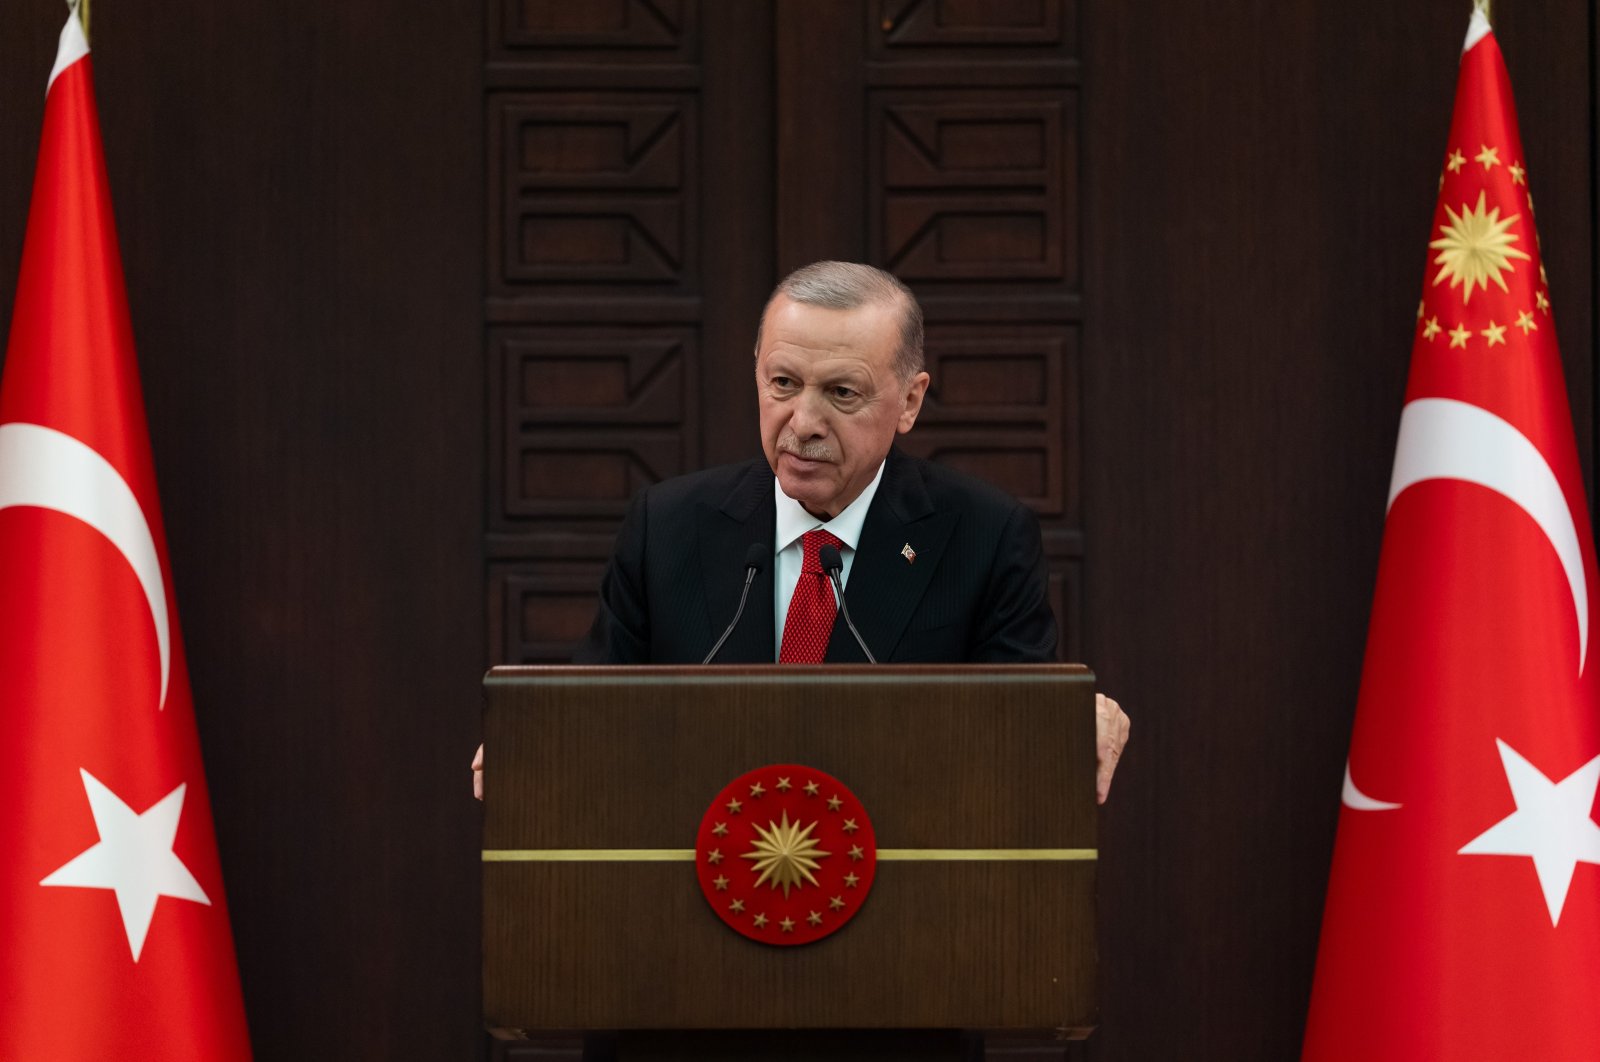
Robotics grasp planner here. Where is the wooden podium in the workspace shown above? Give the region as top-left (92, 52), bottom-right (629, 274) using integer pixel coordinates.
top-left (482, 665), bottom-right (1098, 1061)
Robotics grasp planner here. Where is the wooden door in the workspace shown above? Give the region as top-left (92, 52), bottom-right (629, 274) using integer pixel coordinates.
top-left (487, 0), bottom-right (1085, 663)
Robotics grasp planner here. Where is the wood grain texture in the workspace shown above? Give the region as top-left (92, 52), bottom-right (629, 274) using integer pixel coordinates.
top-left (482, 665), bottom-right (1097, 1031)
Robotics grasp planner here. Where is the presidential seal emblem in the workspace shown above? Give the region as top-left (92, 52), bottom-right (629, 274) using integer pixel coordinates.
top-left (695, 764), bottom-right (877, 946)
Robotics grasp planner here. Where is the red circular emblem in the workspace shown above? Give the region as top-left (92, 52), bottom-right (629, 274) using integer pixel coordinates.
top-left (695, 764), bottom-right (876, 946)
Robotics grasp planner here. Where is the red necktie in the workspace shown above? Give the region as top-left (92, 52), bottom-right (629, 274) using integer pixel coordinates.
top-left (779, 529), bottom-right (843, 664)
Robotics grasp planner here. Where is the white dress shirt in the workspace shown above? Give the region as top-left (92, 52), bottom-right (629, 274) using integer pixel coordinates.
top-left (772, 461), bottom-right (886, 659)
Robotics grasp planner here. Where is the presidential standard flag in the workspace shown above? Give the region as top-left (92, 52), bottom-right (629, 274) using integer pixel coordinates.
top-left (1302, 8), bottom-right (1600, 1060)
top-left (0, 12), bottom-right (251, 1059)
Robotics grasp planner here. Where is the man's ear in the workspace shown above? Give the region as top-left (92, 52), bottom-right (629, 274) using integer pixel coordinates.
top-left (896, 371), bottom-right (931, 434)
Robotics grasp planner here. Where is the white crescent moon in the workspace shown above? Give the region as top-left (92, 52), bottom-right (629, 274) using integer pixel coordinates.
top-left (1342, 760), bottom-right (1401, 810)
top-left (1389, 397), bottom-right (1589, 675)
top-left (0, 422), bottom-right (170, 709)
top-left (1343, 396), bottom-right (1589, 812)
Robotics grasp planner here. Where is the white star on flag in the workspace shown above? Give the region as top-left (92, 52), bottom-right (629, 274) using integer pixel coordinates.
top-left (40, 769), bottom-right (211, 961)
top-left (1458, 739), bottom-right (1600, 925)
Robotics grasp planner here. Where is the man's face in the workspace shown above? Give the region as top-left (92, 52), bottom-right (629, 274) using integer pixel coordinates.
top-left (756, 293), bottom-right (930, 519)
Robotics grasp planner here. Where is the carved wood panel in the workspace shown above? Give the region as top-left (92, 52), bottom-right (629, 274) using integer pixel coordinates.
top-left (490, 326), bottom-right (699, 525)
top-left (490, 0), bottom-right (697, 62)
top-left (489, 94), bottom-right (697, 292)
top-left (874, 0), bottom-right (1076, 52)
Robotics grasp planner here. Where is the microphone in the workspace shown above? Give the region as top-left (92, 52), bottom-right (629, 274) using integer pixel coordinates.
top-left (818, 543), bottom-right (877, 664)
top-left (701, 542), bottom-right (768, 664)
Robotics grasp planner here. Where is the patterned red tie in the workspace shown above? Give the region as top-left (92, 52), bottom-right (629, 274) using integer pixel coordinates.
top-left (779, 529), bottom-right (843, 664)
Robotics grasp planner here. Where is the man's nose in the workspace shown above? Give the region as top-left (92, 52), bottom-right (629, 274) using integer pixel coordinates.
top-left (788, 388), bottom-right (830, 438)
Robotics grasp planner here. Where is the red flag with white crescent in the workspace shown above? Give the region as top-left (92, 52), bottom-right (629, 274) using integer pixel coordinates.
top-left (0, 13), bottom-right (252, 1059)
top-left (1303, 10), bottom-right (1600, 1060)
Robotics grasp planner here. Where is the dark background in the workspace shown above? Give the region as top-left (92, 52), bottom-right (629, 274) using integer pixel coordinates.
top-left (0, 1), bottom-right (1594, 1059)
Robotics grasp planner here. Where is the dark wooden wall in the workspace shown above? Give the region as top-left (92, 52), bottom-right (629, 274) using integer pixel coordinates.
top-left (0, 1), bottom-right (1593, 1060)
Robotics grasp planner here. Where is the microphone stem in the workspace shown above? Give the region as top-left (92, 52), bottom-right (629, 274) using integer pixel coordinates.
top-left (826, 570), bottom-right (878, 664)
top-left (702, 566), bottom-right (758, 664)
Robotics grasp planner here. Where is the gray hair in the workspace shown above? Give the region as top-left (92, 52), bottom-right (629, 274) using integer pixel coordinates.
top-left (755, 261), bottom-right (925, 380)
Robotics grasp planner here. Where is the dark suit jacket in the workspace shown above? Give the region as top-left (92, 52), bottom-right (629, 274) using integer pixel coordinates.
top-left (573, 447), bottom-right (1057, 664)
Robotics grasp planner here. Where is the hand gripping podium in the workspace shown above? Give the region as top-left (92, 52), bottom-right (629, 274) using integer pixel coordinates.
top-left (482, 665), bottom-right (1098, 1061)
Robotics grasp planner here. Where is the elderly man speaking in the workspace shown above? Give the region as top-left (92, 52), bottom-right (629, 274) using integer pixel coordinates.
top-left (474, 261), bottom-right (1129, 800)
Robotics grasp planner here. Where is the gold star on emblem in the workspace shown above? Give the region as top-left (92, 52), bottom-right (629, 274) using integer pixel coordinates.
top-left (1540, 262), bottom-right (1548, 286)
top-left (726, 798), bottom-right (743, 814)
top-left (713, 874), bottom-right (729, 891)
top-left (749, 782), bottom-right (766, 798)
top-left (776, 777), bottom-right (792, 792)
top-left (1510, 161), bottom-right (1527, 185)
top-left (827, 796), bottom-right (843, 812)
top-left (742, 810), bottom-right (830, 896)
top-left (829, 895), bottom-right (846, 911)
top-left (1430, 190), bottom-right (1531, 303)
top-left (1417, 299), bottom-right (1425, 320)
top-left (730, 898), bottom-right (745, 913)
top-left (1445, 149), bottom-right (1466, 173)
top-left (843, 872), bottom-right (860, 888)
top-left (1475, 144), bottom-right (1500, 170)
top-left (707, 848), bottom-right (723, 865)
top-left (1537, 290), bottom-right (1551, 314)
top-left (807, 911), bottom-right (823, 926)
top-left (1448, 323), bottom-right (1471, 349)
top-left (842, 818), bottom-right (859, 833)
top-left (848, 844), bottom-right (864, 861)
top-left (712, 821), bottom-right (728, 837)
top-left (1516, 310), bottom-right (1537, 334)
top-left (752, 912), bottom-right (768, 928)
top-left (803, 781), bottom-right (820, 797)
top-left (1480, 320), bottom-right (1507, 347)
top-left (1421, 316), bottom-right (1442, 341)
top-left (779, 917), bottom-right (795, 933)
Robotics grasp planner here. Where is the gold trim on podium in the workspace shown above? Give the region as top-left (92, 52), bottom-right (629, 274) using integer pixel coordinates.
top-left (483, 848), bottom-right (1097, 862)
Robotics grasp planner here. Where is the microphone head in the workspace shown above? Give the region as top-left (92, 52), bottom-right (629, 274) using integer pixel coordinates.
top-left (743, 542), bottom-right (769, 573)
top-left (818, 544), bottom-right (844, 574)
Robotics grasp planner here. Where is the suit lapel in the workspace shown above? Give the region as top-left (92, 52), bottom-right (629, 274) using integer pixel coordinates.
top-left (696, 460), bottom-right (776, 663)
top-left (825, 450), bottom-right (956, 662)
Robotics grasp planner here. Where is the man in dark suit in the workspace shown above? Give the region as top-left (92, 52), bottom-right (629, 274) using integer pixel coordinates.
top-left (572, 445), bottom-right (1055, 665)
top-left (473, 261), bottom-right (1128, 798)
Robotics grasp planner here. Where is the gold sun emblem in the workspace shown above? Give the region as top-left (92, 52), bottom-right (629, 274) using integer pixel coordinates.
top-left (741, 810), bottom-right (830, 897)
top-left (1429, 190), bottom-right (1531, 303)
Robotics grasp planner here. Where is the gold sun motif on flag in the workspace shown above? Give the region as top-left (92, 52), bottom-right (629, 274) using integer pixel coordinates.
top-left (742, 810), bottom-right (830, 897)
top-left (1429, 190), bottom-right (1530, 303)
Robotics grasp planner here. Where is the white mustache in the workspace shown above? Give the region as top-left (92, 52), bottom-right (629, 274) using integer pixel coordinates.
top-left (777, 434), bottom-right (834, 462)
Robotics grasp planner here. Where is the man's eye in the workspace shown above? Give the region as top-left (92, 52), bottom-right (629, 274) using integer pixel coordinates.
top-left (832, 386), bottom-right (858, 400)
top-left (771, 376), bottom-right (794, 388)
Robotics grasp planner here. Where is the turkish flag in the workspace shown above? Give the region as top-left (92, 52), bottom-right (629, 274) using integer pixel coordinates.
top-left (1302, 11), bottom-right (1600, 1060)
top-left (0, 14), bottom-right (251, 1059)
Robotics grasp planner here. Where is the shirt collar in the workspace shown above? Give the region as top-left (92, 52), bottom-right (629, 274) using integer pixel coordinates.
top-left (773, 460), bottom-right (886, 555)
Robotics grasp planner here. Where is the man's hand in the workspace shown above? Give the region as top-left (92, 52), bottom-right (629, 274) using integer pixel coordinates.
top-left (1096, 693), bottom-right (1130, 804)
top-left (472, 743), bottom-right (484, 801)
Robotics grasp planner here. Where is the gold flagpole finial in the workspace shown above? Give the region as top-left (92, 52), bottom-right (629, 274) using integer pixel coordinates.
top-left (1473, 0), bottom-right (1491, 22)
top-left (67, 0), bottom-right (90, 41)
top-left (66, 0), bottom-right (89, 41)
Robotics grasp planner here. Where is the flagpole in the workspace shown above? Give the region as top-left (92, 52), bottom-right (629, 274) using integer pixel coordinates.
top-left (1474, 0), bottom-right (1491, 22)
